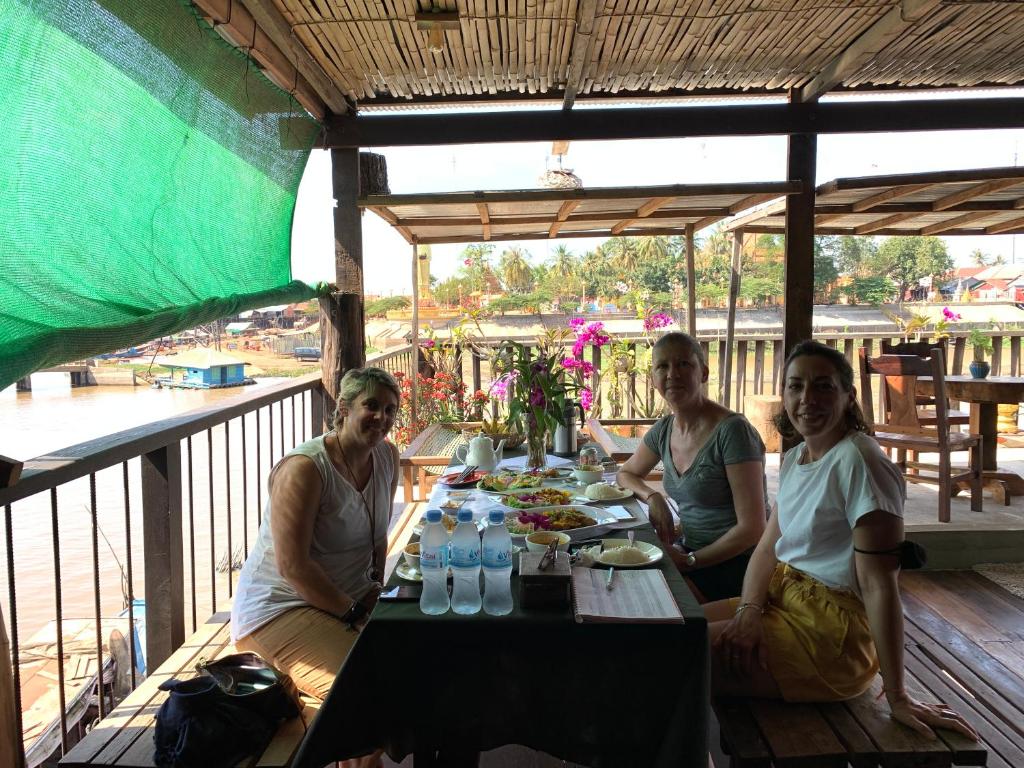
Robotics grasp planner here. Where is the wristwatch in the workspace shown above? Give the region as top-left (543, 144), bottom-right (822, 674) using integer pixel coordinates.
top-left (340, 600), bottom-right (368, 629)
top-left (685, 551), bottom-right (697, 569)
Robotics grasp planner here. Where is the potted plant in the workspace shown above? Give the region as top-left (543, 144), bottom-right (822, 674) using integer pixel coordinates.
top-left (968, 329), bottom-right (992, 379)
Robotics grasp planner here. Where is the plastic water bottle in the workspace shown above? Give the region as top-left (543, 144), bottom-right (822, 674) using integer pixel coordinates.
top-left (450, 509), bottom-right (482, 615)
top-left (419, 509), bottom-right (450, 615)
top-left (482, 510), bottom-right (513, 616)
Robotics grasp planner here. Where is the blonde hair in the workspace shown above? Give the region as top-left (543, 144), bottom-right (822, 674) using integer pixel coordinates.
top-left (332, 367), bottom-right (401, 428)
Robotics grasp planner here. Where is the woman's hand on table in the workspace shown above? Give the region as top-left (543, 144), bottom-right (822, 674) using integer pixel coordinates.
top-left (887, 692), bottom-right (979, 741)
top-left (714, 609), bottom-right (768, 678)
top-left (646, 492), bottom-right (675, 546)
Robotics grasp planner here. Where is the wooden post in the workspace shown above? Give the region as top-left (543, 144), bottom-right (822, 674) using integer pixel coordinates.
top-left (783, 132), bottom-right (816, 358)
top-left (320, 148), bottom-right (366, 433)
top-left (15, 377), bottom-right (30, 392)
top-left (141, 443), bottom-right (184, 670)
top-left (685, 223), bottom-right (697, 337)
top-left (722, 231), bottom-right (743, 407)
top-left (410, 244), bottom-right (420, 434)
top-left (0, 454), bottom-right (21, 489)
top-left (1, 604), bottom-right (25, 768)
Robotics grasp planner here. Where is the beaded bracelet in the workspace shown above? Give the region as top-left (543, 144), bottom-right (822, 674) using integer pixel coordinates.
top-left (734, 602), bottom-right (766, 616)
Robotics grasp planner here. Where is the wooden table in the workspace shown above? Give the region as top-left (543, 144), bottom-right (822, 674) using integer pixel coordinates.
top-left (917, 375), bottom-right (1024, 496)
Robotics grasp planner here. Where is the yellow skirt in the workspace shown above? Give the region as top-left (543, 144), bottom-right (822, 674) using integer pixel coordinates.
top-left (731, 563), bottom-right (878, 702)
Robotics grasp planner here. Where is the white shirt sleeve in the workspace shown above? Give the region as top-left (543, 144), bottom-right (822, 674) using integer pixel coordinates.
top-left (841, 437), bottom-right (905, 527)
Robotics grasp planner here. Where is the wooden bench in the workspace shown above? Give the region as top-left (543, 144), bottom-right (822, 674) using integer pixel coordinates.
top-left (399, 422), bottom-right (467, 501)
top-left (58, 612), bottom-right (320, 768)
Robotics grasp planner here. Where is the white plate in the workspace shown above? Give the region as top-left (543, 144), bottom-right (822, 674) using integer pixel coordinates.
top-left (581, 486), bottom-right (635, 503)
top-left (592, 539), bottom-right (663, 569)
top-left (505, 504), bottom-right (619, 542)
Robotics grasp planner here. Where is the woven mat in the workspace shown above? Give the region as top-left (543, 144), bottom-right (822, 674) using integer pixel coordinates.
top-left (421, 426), bottom-right (465, 476)
top-left (606, 433), bottom-right (664, 473)
top-left (973, 562), bottom-right (1024, 600)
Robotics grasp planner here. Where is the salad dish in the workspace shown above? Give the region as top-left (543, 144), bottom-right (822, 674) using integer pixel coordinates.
top-left (503, 488), bottom-right (574, 509)
top-left (505, 505), bottom-right (618, 540)
top-left (438, 469), bottom-right (488, 488)
top-left (477, 471), bottom-right (545, 492)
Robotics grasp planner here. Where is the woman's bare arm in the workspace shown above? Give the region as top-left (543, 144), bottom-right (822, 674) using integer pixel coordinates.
top-left (271, 456), bottom-right (356, 618)
top-left (616, 442), bottom-right (661, 500)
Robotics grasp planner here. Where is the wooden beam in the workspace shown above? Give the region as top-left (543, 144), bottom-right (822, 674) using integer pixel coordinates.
top-left (723, 232), bottom-right (744, 408)
top-left (692, 215), bottom-right (724, 232)
top-left (685, 224), bottom-right (696, 337)
top-left (365, 206), bottom-right (414, 243)
top-left (931, 178), bottom-right (1024, 211)
top-left (850, 183), bottom-right (935, 212)
top-left (920, 211), bottom-right (991, 236)
top-left (392, 208), bottom-right (730, 228)
top-left (783, 133), bottom-right (816, 371)
top-left (562, 0), bottom-right (599, 110)
top-left (724, 199), bottom-right (788, 231)
top-left (986, 216), bottom-right (1024, 235)
top-left (142, 443), bottom-right (184, 669)
top-left (238, 0), bottom-right (350, 115)
top-left (853, 213), bottom-right (920, 234)
top-left (729, 193), bottom-right (783, 214)
top-left (610, 196), bottom-right (677, 234)
top-left (1016, 197), bottom-right (1024, 210)
top-left (477, 203), bottom-right (491, 241)
top-left (549, 200), bottom-right (580, 237)
top-left (192, 0), bottom-right (326, 120)
top-left (324, 99), bottom-right (1024, 148)
top-left (798, 0), bottom-right (942, 102)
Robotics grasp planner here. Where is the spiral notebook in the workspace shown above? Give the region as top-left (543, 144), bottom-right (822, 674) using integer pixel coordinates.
top-left (571, 567), bottom-right (685, 624)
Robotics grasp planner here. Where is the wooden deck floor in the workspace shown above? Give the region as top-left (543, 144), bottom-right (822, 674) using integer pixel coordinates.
top-left (378, 569), bottom-right (1024, 768)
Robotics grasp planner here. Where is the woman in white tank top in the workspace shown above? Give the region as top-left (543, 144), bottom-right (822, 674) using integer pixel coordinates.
top-left (231, 366), bottom-right (401, 738)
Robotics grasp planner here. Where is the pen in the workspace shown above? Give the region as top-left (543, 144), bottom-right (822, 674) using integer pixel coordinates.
top-left (605, 567), bottom-right (615, 591)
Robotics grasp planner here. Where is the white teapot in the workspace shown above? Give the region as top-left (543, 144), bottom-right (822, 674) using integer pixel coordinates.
top-left (455, 432), bottom-right (505, 473)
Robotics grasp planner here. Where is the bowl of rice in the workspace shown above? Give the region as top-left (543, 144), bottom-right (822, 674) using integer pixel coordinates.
top-left (593, 539), bottom-right (662, 568)
top-left (584, 482), bottom-right (630, 501)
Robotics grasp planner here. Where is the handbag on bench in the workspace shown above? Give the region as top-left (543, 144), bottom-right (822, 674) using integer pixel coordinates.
top-left (153, 652), bottom-right (302, 768)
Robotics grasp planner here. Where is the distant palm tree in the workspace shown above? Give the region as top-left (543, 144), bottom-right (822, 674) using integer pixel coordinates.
top-left (551, 244), bottom-right (577, 282)
top-left (605, 236), bottom-right (640, 274)
top-left (637, 236), bottom-right (671, 263)
top-left (499, 247), bottom-right (534, 294)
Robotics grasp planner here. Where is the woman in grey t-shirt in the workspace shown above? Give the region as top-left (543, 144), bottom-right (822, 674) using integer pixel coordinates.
top-left (617, 332), bottom-right (768, 602)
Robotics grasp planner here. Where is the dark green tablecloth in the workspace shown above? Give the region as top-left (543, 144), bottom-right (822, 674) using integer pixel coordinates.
top-left (293, 523), bottom-right (708, 767)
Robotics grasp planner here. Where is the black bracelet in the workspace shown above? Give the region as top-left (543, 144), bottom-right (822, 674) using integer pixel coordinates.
top-left (341, 601), bottom-right (368, 628)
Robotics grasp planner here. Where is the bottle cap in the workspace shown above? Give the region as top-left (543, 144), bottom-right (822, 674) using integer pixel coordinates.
top-left (425, 509), bottom-right (443, 522)
top-left (488, 510), bottom-right (507, 524)
top-left (456, 508), bottom-right (474, 522)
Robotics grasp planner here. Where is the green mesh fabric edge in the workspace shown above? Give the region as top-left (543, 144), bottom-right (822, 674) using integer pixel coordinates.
top-left (0, 0), bottom-right (324, 391)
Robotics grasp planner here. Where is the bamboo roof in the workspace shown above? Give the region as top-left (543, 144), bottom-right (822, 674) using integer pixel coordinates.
top-left (724, 167), bottom-right (1024, 237)
top-left (360, 181), bottom-right (800, 244)
top-left (211, 1), bottom-right (1024, 116)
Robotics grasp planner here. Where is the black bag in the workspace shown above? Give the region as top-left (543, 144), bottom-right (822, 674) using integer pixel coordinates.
top-left (153, 652), bottom-right (303, 768)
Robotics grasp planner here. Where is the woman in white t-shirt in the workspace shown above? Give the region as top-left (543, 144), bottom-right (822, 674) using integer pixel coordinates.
top-left (704, 341), bottom-right (977, 740)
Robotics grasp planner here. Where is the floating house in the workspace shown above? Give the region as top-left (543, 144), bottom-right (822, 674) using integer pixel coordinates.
top-left (153, 349), bottom-right (254, 389)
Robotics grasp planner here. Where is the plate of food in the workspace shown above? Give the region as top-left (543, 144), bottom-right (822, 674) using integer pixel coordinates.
top-left (477, 471), bottom-right (546, 493)
top-left (438, 469), bottom-right (489, 488)
top-left (589, 539), bottom-right (663, 568)
top-left (414, 512), bottom-right (485, 536)
top-left (505, 505), bottom-right (618, 541)
top-left (502, 488), bottom-right (574, 509)
top-left (582, 482), bottom-right (635, 502)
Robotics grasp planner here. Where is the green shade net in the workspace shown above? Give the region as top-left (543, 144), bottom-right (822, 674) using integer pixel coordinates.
top-left (0, 0), bottom-right (323, 391)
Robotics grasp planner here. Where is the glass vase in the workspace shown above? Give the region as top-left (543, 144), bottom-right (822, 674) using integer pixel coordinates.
top-left (525, 425), bottom-right (548, 469)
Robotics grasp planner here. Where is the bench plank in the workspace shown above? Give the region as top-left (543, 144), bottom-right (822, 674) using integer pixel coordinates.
top-left (817, 702), bottom-right (880, 768)
top-left (748, 699), bottom-right (848, 768)
top-left (712, 697), bottom-right (772, 768)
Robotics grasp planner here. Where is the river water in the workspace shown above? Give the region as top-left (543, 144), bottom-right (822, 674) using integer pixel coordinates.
top-left (0, 373), bottom-right (303, 643)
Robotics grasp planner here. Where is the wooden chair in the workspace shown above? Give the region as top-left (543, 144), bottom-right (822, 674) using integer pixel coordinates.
top-left (879, 340), bottom-right (970, 427)
top-left (859, 350), bottom-right (982, 523)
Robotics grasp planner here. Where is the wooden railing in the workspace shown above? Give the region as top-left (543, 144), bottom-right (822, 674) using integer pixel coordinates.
top-left (0, 373), bottom-right (325, 761)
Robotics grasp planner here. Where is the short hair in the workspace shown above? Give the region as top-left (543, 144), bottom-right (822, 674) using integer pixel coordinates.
top-left (332, 367), bottom-right (401, 428)
top-left (652, 331), bottom-right (706, 368)
top-left (772, 340), bottom-right (869, 441)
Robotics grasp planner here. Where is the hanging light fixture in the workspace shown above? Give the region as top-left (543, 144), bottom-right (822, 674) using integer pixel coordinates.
top-left (415, 5), bottom-right (460, 55)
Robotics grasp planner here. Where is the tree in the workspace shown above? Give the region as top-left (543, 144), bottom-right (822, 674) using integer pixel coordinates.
top-left (604, 236), bottom-right (640, 275)
top-left (433, 275), bottom-right (472, 307)
top-left (834, 236), bottom-right (879, 275)
top-left (546, 244), bottom-right (580, 309)
top-left (498, 246), bottom-right (534, 294)
top-left (968, 248), bottom-right (1006, 266)
top-left (366, 296), bottom-right (410, 317)
top-left (813, 236), bottom-right (841, 302)
top-left (842, 276), bottom-right (895, 305)
top-left (869, 236), bottom-right (953, 303)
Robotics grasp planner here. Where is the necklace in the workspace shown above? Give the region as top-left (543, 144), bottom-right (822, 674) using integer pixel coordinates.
top-left (332, 432), bottom-right (382, 583)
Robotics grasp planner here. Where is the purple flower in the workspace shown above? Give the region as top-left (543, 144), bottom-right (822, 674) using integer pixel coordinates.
top-left (489, 371), bottom-right (518, 400)
top-left (580, 387), bottom-right (593, 411)
top-left (643, 312), bottom-right (674, 332)
top-left (572, 339), bottom-right (586, 358)
top-left (420, 339), bottom-right (436, 348)
top-left (529, 386), bottom-right (546, 407)
top-left (942, 307), bottom-right (962, 322)
top-left (569, 317), bottom-right (586, 330)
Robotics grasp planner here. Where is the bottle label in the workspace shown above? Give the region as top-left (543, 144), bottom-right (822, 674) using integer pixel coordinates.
top-left (421, 547), bottom-right (448, 571)
top-left (451, 545), bottom-right (480, 568)
top-left (482, 545), bottom-right (511, 569)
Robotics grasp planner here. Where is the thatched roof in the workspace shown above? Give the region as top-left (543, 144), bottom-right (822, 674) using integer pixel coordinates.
top-left (725, 167), bottom-right (1024, 237)
top-left (194, 1), bottom-right (1024, 117)
top-left (361, 181), bottom-right (800, 244)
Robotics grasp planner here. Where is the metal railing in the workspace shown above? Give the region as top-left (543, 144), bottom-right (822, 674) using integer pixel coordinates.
top-left (0, 373), bottom-right (326, 762)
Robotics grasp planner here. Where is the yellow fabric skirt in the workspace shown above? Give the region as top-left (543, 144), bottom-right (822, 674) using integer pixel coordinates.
top-left (731, 563), bottom-right (878, 702)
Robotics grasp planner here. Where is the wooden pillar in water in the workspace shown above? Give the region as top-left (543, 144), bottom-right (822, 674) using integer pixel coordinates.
top-left (685, 223), bottom-right (697, 338)
top-left (722, 230), bottom-right (744, 408)
top-left (320, 148), bottom-right (373, 431)
top-left (15, 376), bottom-right (30, 392)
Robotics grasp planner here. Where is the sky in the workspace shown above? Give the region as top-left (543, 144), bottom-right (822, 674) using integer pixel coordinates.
top-left (289, 105), bottom-right (1024, 296)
